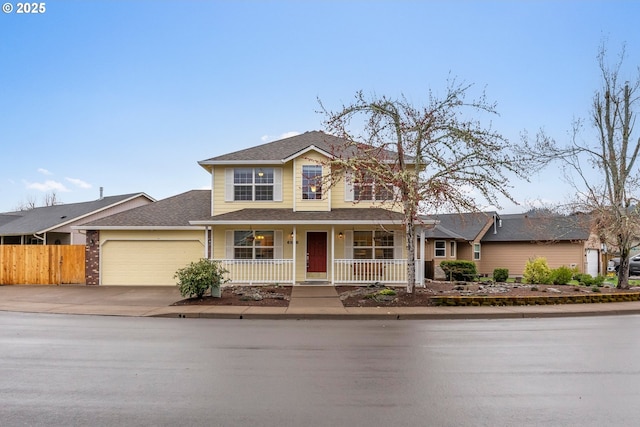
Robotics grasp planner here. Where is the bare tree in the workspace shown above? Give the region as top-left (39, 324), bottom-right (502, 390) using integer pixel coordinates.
top-left (320, 81), bottom-right (532, 293)
top-left (555, 45), bottom-right (640, 289)
top-left (14, 191), bottom-right (61, 211)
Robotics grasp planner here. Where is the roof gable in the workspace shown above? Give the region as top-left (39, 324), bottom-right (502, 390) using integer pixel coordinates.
top-left (0, 193), bottom-right (153, 236)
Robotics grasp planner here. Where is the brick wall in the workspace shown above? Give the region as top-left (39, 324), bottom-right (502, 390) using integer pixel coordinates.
top-left (85, 230), bottom-right (100, 285)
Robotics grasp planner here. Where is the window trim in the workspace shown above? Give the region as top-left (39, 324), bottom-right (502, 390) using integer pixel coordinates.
top-left (232, 167), bottom-right (275, 202)
top-left (233, 230), bottom-right (275, 260)
top-left (352, 230), bottom-right (395, 260)
top-left (352, 173), bottom-right (394, 202)
top-left (473, 243), bottom-right (481, 260)
top-left (434, 240), bottom-right (446, 258)
top-left (449, 241), bottom-right (456, 258)
top-left (302, 165), bottom-right (323, 200)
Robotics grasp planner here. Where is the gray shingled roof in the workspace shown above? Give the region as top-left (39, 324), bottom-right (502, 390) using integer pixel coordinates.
top-left (190, 207), bottom-right (407, 225)
top-left (199, 130), bottom-right (413, 165)
top-left (79, 190), bottom-right (211, 228)
top-left (481, 213), bottom-right (591, 242)
top-left (0, 193), bottom-right (150, 236)
top-left (420, 212), bottom-right (496, 241)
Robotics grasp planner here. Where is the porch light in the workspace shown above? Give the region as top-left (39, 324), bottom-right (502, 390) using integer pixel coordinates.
top-left (338, 232), bottom-right (343, 239)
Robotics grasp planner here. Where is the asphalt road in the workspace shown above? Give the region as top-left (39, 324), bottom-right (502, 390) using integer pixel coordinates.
top-left (2, 312), bottom-right (640, 426)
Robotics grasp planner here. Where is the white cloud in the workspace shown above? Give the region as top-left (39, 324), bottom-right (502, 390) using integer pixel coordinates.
top-left (25, 180), bottom-right (70, 192)
top-left (37, 168), bottom-right (53, 175)
top-left (66, 177), bottom-right (92, 189)
top-left (261, 131), bottom-right (301, 142)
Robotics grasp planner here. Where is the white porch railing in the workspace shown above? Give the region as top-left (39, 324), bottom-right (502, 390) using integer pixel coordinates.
top-left (333, 259), bottom-right (410, 284)
top-left (213, 258), bottom-right (423, 286)
top-left (214, 259), bottom-right (294, 285)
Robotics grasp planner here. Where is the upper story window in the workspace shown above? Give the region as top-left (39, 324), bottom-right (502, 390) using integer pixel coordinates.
top-left (233, 230), bottom-right (274, 259)
top-left (302, 165), bottom-right (322, 200)
top-left (353, 172), bottom-right (393, 201)
top-left (233, 168), bottom-right (274, 201)
top-left (353, 230), bottom-right (394, 259)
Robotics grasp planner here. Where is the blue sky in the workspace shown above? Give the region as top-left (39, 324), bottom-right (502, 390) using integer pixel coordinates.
top-left (1, 0), bottom-right (639, 213)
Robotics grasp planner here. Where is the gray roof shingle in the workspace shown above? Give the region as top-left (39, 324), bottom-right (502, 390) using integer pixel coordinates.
top-left (199, 130), bottom-right (413, 165)
top-left (80, 190), bottom-right (211, 228)
top-left (481, 213), bottom-right (591, 242)
top-left (420, 212), bottom-right (495, 241)
top-left (190, 207), bottom-right (406, 224)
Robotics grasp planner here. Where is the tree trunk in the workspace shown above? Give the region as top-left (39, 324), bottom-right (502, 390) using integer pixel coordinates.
top-left (617, 244), bottom-right (630, 289)
top-left (406, 217), bottom-right (416, 294)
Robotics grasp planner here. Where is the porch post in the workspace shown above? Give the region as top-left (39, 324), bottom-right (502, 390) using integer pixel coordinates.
top-left (420, 228), bottom-right (426, 287)
top-left (292, 226), bottom-right (297, 285)
top-left (331, 225), bottom-right (335, 285)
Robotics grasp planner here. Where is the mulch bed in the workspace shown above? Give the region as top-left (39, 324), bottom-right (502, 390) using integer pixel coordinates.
top-left (172, 286), bottom-right (291, 307)
top-left (170, 281), bottom-right (640, 308)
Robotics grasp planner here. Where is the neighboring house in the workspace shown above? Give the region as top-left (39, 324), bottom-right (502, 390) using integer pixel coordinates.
top-left (0, 193), bottom-right (154, 245)
top-left (77, 131), bottom-right (437, 286)
top-left (420, 211), bottom-right (601, 278)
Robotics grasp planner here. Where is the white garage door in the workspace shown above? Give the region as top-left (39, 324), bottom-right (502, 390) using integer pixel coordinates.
top-left (102, 240), bottom-right (204, 286)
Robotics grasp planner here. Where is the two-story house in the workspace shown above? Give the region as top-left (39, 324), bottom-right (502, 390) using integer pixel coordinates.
top-left (78, 131), bottom-right (436, 286)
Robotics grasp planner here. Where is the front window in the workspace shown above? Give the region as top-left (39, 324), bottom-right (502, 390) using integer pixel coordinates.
top-left (353, 230), bottom-right (394, 259)
top-left (234, 168), bottom-right (274, 201)
top-left (302, 165), bottom-right (322, 200)
top-left (450, 241), bottom-right (456, 258)
top-left (353, 173), bottom-right (393, 201)
top-left (234, 230), bottom-right (274, 259)
top-left (435, 240), bottom-right (446, 257)
top-left (473, 243), bottom-right (481, 260)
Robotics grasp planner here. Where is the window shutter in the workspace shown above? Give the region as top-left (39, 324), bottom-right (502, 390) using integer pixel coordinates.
top-left (344, 169), bottom-right (354, 202)
top-left (225, 168), bottom-right (234, 202)
top-left (274, 230), bottom-right (283, 259)
top-left (394, 231), bottom-right (404, 259)
top-left (225, 230), bottom-right (234, 259)
top-left (274, 168), bottom-right (283, 202)
top-left (344, 230), bottom-right (353, 258)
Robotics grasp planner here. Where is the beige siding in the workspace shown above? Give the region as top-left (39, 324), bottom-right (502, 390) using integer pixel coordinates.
top-left (480, 241), bottom-right (586, 276)
top-left (212, 164), bottom-right (293, 215)
top-left (101, 230), bottom-right (205, 286)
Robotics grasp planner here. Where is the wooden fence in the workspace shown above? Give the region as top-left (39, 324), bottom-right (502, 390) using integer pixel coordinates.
top-left (0, 245), bottom-right (85, 285)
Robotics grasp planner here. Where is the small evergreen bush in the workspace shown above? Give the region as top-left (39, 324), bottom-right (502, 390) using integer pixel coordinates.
top-left (550, 265), bottom-right (574, 285)
top-left (523, 257), bottom-right (552, 284)
top-left (440, 260), bottom-right (477, 281)
top-left (174, 259), bottom-right (229, 298)
top-left (493, 268), bottom-right (509, 282)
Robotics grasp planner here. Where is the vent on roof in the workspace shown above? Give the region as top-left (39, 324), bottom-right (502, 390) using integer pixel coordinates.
top-left (60, 215), bottom-right (67, 219)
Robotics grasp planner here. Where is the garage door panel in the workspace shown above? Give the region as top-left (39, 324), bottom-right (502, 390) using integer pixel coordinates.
top-left (102, 241), bottom-right (203, 286)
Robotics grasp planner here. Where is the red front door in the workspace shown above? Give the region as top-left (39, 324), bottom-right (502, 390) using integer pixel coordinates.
top-left (307, 232), bottom-right (327, 273)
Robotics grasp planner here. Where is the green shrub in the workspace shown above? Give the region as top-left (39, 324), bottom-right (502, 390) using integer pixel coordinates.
top-left (174, 259), bottom-right (229, 298)
top-left (377, 288), bottom-right (397, 296)
top-left (440, 260), bottom-right (477, 281)
top-left (523, 257), bottom-right (552, 284)
top-left (574, 273), bottom-right (606, 287)
top-left (550, 265), bottom-right (574, 285)
top-left (493, 268), bottom-right (509, 282)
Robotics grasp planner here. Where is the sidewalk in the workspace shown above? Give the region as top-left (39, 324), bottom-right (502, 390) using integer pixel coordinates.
top-left (2, 284), bottom-right (640, 319)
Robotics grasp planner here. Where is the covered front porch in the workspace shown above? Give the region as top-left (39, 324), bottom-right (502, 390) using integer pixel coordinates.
top-left (213, 257), bottom-right (424, 285)
top-left (190, 208), bottom-right (434, 286)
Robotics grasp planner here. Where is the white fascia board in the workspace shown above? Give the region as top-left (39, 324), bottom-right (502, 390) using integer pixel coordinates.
top-left (281, 145), bottom-right (334, 163)
top-left (71, 225), bottom-right (206, 231)
top-left (198, 160), bottom-right (284, 166)
top-left (189, 219), bottom-right (436, 226)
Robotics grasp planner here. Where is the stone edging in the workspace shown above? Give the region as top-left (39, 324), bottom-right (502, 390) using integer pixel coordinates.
top-left (431, 292), bottom-right (640, 306)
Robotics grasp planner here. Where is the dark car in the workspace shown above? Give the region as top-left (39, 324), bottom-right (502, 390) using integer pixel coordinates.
top-left (608, 255), bottom-right (640, 275)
